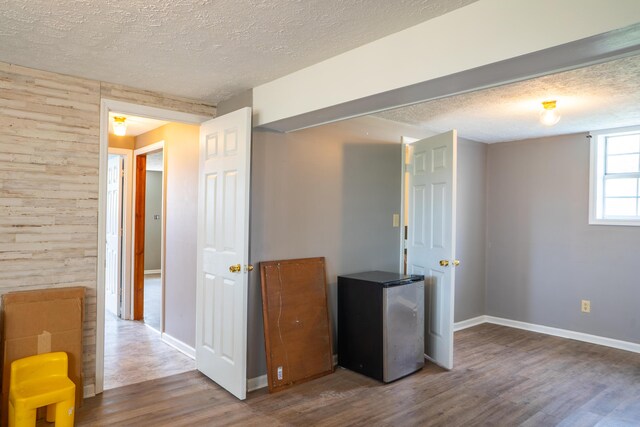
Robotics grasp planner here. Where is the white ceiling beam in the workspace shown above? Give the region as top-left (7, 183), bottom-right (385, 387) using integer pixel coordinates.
top-left (253, 0), bottom-right (640, 132)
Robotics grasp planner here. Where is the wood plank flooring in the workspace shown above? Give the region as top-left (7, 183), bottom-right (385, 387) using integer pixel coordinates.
top-left (79, 324), bottom-right (640, 426)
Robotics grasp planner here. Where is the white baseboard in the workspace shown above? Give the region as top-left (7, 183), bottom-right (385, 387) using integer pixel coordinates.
top-left (144, 269), bottom-right (161, 275)
top-left (453, 315), bottom-right (487, 331)
top-left (83, 384), bottom-right (96, 398)
top-left (161, 333), bottom-right (196, 359)
top-left (454, 315), bottom-right (640, 354)
top-left (247, 374), bottom-right (268, 392)
top-left (484, 316), bottom-right (640, 354)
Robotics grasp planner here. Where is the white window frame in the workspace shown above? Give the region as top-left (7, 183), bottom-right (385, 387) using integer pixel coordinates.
top-left (589, 125), bottom-right (640, 226)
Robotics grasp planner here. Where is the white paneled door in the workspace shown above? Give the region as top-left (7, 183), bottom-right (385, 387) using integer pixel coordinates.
top-left (407, 130), bottom-right (457, 370)
top-left (196, 107), bottom-right (252, 400)
top-left (106, 154), bottom-right (123, 317)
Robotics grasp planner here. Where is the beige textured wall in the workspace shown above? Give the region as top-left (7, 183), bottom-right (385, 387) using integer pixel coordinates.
top-left (134, 125), bottom-right (166, 149)
top-left (0, 61), bottom-right (214, 394)
top-left (135, 123), bottom-right (200, 347)
top-left (108, 134), bottom-right (135, 150)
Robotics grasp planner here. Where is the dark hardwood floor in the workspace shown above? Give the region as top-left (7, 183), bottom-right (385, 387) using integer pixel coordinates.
top-left (77, 324), bottom-right (640, 426)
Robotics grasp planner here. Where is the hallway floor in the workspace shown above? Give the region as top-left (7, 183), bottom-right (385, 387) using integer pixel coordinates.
top-left (143, 273), bottom-right (161, 330)
top-left (104, 312), bottom-right (195, 390)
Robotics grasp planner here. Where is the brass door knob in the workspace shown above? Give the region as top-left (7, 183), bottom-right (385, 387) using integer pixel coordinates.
top-left (229, 264), bottom-right (241, 273)
top-left (245, 264), bottom-right (254, 272)
top-left (439, 260), bottom-right (449, 267)
top-left (453, 260), bottom-right (460, 267)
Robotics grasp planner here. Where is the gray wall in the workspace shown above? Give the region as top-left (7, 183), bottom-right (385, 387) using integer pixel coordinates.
top-left (216, 90), bottom-right (253, 116)
top-left (246, 120), bottom-right (490, 378)
top-left (486, 133), bottom-right (640, 344)
top-left (248, 116), bottom-right (432, 378)
top-left (454, 138), bottom-right (487, 322)
top-left (144, 171), bottom-right (162, 271)
top-left (245, 123), bottom-right (640, 378)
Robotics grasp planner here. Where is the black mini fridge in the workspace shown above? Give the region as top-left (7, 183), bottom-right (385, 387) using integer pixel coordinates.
top-left (337, 271), bottom-right (424, 382)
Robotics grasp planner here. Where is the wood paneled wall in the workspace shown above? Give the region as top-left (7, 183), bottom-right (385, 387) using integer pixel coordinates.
top-left (0, 62), bottom-right (215, 394)
top-left (100, 82), bottom-right (214, 117)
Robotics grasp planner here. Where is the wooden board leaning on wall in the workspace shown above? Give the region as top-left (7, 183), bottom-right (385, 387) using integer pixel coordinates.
top-left (260, 257), bottom-right (334, 393)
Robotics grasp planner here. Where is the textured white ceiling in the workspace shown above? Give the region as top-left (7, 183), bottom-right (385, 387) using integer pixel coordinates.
top-left (107, 113), bottom-right (168, 137)
top-left (375, 55), bottom-right (640, 143)
top-left (0, 0), bottom-right (476, 105)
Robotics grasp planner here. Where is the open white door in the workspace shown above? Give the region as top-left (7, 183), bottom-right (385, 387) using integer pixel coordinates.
top-left (196, 107), bottom-right (252, 400)
top-left (105, 154), bottom-right (123, 317)
top-left (407, 130), bottom-right (457, 370)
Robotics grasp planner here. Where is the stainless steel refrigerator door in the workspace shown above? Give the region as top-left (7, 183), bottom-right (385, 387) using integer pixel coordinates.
top-left (382, 281), bottom-right (425, 382)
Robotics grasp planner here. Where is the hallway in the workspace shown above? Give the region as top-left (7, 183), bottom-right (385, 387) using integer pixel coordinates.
top-left (104, 312), bottom-right (195, 390)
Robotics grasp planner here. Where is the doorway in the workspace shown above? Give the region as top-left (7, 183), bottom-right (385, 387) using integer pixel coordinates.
top-left (132, 142), bottom-right (165, 330)
top-left (402, 132), bottom-right (457, 370)
top-left (98, 101), bottom-right (252, 400)
top-left (98, 103), bottom-right (208, 394)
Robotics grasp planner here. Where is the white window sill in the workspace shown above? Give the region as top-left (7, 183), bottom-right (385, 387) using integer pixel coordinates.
top-left (589, 218), bottom-right (640, 227)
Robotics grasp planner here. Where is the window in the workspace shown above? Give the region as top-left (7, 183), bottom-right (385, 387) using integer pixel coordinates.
top-left (589, 126), bottom-right (640, 226)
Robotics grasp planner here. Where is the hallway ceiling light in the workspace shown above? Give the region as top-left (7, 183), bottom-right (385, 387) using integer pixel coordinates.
top-left (539, 100), bottom-right (560, 126)
top-left (113, 116), bottom-right (127, 136)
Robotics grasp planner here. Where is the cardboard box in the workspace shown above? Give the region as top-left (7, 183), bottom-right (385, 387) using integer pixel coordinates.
top-left (1, 287), bottom-right (84, 426)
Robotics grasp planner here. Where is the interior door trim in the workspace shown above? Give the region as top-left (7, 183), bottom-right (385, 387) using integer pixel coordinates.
top-left (96, 98), bottom-right (210, 395)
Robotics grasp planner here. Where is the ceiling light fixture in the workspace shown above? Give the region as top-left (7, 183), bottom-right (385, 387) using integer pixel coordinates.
top-left (113, 116), bottom-right (127, 136)
top-left (539, 100), bottom-right (560, 126)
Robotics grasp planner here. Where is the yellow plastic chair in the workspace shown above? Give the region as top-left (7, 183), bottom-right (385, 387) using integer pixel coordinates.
top-left (8, 352), bottom-right (75, 427)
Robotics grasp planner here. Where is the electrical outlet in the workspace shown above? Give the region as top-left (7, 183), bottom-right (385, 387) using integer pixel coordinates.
top-left (393, 214), bottom-right (400, 227)
top-left (581, 299), bottom-right (591, 313)
top-left (277, 366), bottom-right (283, 380)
